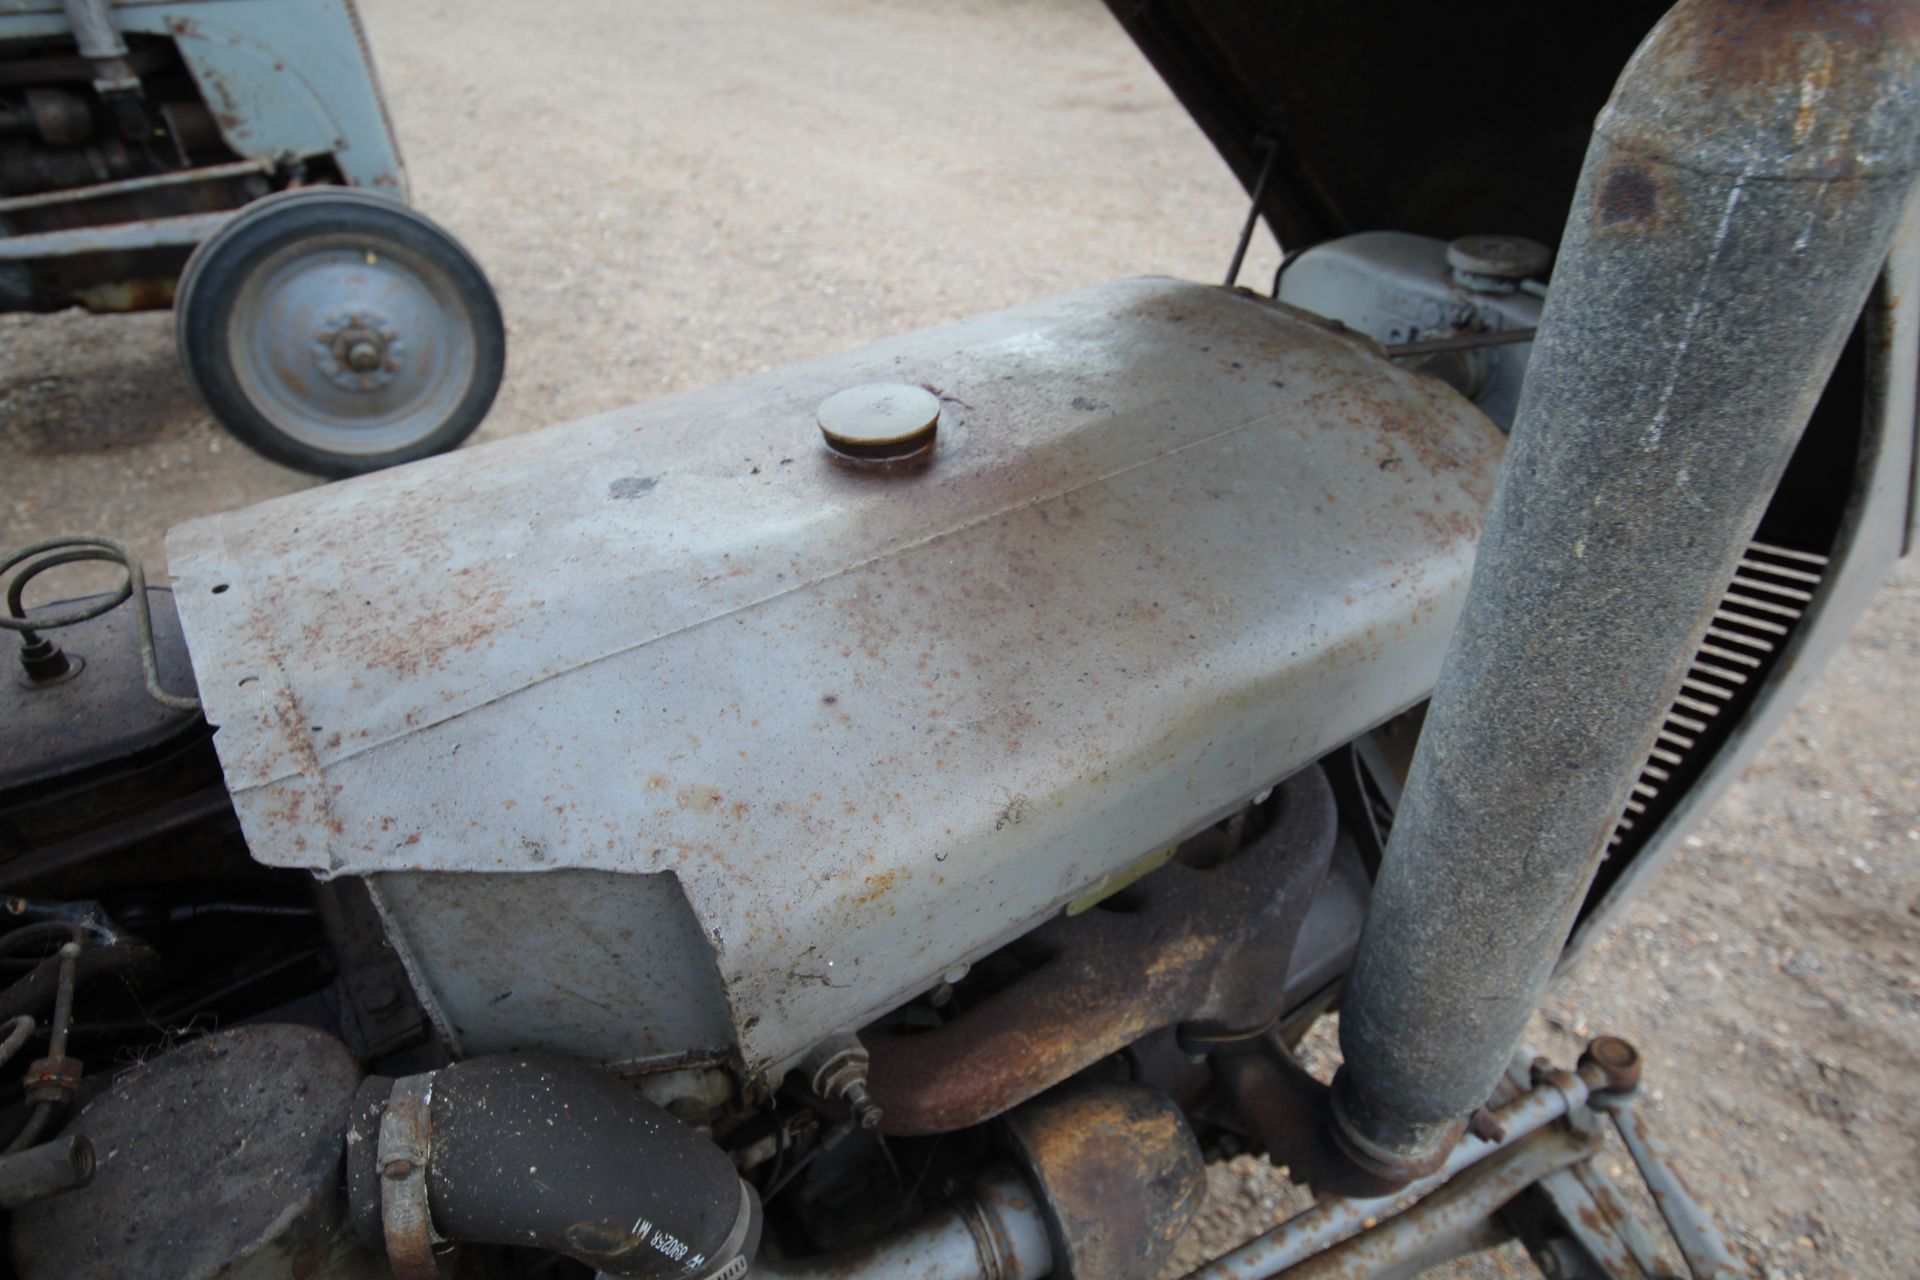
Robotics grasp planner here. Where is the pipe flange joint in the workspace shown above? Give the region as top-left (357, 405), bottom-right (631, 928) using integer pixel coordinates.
top-left (1326, 1066), bottom-right (1463, 1185)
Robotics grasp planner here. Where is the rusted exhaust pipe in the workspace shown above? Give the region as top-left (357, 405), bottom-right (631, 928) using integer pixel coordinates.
top-left (1332, 0), bottom-right (1920, 1179)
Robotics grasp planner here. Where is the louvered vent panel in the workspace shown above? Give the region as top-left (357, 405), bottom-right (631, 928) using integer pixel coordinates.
top-left (1606, 540), bottom-right (1830, 851)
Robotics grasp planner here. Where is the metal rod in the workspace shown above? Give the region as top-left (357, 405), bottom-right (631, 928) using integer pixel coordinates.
top-left (1606, 1102), bottom-right (1743, 1280)
top-left (59, 0), bottom-right (127, 61)
top-left (1384, 328), bottom-right (1537, 357)
top-left (1223, 139), bottom-right (1278, 289)
top-left (1274, 1126), bottom-right (1600, 1280)
top-left (0, 210), bottom-right (233, 261)
top-left (0, 157), bottom-right (271, 215)
top-left (1184, 1072), bottom-right (1589, 1280)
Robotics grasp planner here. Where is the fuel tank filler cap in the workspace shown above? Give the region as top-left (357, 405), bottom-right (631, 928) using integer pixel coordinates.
top-left (817, 382), bottom-right (940, 464)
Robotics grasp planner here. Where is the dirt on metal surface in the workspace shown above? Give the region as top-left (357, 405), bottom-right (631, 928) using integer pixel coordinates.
top-left (1, 1), bottom-right (1916, 1277)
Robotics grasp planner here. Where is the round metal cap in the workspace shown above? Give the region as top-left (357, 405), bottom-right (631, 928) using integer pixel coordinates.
top-left (817, 383), bottom-right (940, 462)
top-left (1446, 235), bottom-right (1552, 288)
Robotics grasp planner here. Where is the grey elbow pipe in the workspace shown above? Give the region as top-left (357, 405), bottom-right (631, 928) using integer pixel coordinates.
top-left (1333, 0), bottom-right (1920, 1177)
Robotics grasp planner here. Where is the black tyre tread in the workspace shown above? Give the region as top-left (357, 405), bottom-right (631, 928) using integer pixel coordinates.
top-left (175, 189), bottom-right (505, 479)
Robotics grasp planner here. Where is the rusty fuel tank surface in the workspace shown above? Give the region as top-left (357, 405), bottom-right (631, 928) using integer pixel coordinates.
top-left (166, 278), bottom-right (1505, 1078)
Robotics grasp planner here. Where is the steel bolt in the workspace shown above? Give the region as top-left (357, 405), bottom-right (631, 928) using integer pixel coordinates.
top-left (1466, 1106), bottom-right (1506, 1143)
top-left (802, 1033), bottom-right (886, 1131)
top-left (844, 1082), bottom-right (883, 1130)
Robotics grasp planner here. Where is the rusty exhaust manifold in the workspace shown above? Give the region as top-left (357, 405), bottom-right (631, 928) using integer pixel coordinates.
top-left (1333, 0), bottom-right (1920, 1181)
top-left (864, 766), bottom-right (1337, 1135)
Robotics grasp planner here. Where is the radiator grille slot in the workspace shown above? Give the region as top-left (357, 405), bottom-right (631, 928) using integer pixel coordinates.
top-left (1606, 540), bottom-right (1829, 851)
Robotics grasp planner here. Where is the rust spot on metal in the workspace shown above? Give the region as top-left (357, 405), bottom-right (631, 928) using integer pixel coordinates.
top-left (1666, 0), bottom-right (1920, 98)
top-left (1599, 0), bottom-right (1920, 181)
top-left (1597, 161), bottom-right (1659, 228)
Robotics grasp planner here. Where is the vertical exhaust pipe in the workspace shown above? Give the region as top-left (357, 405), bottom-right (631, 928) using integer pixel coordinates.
top-left (1333, 0), bottom-right (1920, 1178)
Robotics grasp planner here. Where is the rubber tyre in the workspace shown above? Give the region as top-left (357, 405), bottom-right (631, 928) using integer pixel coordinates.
top-left (175, 188), bottom-right (505, 479)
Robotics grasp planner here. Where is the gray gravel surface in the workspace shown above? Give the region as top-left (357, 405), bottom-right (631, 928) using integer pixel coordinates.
top-left (3, 3), bottom-right (1915, 1277)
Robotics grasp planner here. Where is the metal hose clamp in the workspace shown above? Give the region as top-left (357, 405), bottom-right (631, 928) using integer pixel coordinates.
top-left (377, 1072), bottom-right (447, 1280)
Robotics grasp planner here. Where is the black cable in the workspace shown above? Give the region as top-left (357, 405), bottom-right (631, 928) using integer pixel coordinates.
top-left (69, 945), bottom-right (324, 1036)
top-left (0, 946), bottom-right (156, 1024)
top-left (0, 922), bottom-right (84, 961)
top-left (1224, 137), bottom-right (1279, 289)
top-left (1270, 242), bottom-right (1311, 299)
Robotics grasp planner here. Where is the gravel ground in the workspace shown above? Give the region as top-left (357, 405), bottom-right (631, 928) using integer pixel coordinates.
top-left (3, 3), bottom-right (1915, 1277)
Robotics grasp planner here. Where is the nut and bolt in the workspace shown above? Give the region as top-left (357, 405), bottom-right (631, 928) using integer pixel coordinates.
top-left (842, 1081), bottom-right (883, 1131)
top-left (801, 1033), bottom-right (885, 1131)
top-left (312, 310), bottom-right (404, 391)
top-left (1467, 1106), bottom-right (1506, 1143)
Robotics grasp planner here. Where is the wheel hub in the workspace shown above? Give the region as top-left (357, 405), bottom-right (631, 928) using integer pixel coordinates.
top-left (312, 310), bottom-right (406, 391)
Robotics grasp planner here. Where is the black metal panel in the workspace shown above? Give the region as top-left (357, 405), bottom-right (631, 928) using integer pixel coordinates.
top-left (1103, 1), bottom-right (1669, 253)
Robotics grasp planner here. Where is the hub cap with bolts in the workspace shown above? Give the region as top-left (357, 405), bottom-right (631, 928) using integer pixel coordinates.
top-left (312, 310), bottom-right (406, 392)
top-left (227, 233), bottom-right (482, 457)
